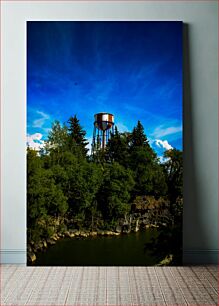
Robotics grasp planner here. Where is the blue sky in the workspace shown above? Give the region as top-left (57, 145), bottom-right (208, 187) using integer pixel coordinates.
top-left (27, 21), bottom-right (182, 158)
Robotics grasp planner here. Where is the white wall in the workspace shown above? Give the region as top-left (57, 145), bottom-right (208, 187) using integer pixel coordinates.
top-left (1, 1), bottom-right (218, 263)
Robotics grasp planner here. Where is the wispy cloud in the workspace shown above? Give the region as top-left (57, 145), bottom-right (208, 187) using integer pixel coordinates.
top-left (33, 111), bottom-right (50, 128)
top-left (116, 122), bottom-right (129, 133)
top-left (123, 103), bottom-right (166, 123)
top-left (27, 22), bottom-right (182, 153)
top-left (152, 125), bottom-right (182, 138)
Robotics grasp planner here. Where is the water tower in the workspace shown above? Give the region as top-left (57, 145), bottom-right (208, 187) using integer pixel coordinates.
top-left (91, 112), bottom-right (114, 155)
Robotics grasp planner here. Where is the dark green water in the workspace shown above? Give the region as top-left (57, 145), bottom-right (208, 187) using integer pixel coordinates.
top-left (34, 229), bottom-right (160, 266)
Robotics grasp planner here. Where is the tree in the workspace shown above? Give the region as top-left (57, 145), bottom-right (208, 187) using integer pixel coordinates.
top-left (67, 115), bottom-right (89, 157)
top-left (163, 149), bottom-right (183, 202)
top-left (27, 148), bottom-right (68, 242)
top-left (129, 121), bottom-right (166, 197)
top-left (47, 120), bottom-right (68, 148)
top-left (106, 126), bottom-right (131, 167)
top-left (130, 120), bottom-right (150, 148)
top-left (44, 120), bottom-right (68, 166)
top-left (97, 162), bottom-right (135, 222)
top-left (144, 149), bottom-right (183, 265)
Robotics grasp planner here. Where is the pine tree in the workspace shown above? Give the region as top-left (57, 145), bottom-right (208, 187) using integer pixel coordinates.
top-left (130, 120), bottom-right (156, 167)
top-left (67, 115), bottom-right (89, 157)
top-left (130, 120), bottom-right (149, 147)
top-left (129, 120), bottom-right (166, 198)
top-left (106, 126), bottom-right (130, 166)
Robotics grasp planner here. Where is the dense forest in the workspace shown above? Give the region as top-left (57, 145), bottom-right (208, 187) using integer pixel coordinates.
top-left (27, 115), bottom-right (183, 265)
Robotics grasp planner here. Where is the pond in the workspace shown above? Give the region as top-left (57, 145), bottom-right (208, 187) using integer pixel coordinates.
top-left (33, 229), bottom-right (161, 266)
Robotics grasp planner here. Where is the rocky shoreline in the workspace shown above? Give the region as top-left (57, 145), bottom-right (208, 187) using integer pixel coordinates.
top-left (28, 229), bottom-right (122, 263)
top-left (27, 222), bottom-right (161, 264)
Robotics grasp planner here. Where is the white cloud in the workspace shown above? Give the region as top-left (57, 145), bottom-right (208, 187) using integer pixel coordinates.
top-left (152, 125), bottom-right (182, 138)
top-left (26, 133), bottom-right (45, 151)
top-left (155, 139), bottom-right (173, 151)
top-left (33, 111), bottom-right (49, 128)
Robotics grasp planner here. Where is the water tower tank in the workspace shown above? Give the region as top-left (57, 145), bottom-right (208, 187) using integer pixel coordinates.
top-left (92, 112), bottom-right (115, 154)
top-left (94, 113), bottom-right (114, 131)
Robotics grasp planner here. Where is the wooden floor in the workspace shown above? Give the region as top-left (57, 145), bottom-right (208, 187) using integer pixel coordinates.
top-left (1, 265), bottom-right (218, 305)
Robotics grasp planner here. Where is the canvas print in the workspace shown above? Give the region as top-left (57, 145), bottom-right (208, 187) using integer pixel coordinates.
top-left (27, 21), bottom-right (183, 266)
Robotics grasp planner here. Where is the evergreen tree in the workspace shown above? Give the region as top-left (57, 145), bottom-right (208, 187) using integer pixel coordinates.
top-left (106, 126), bottom-right (130, 166)
top-left (67, 115), bottom-right (89, 156)
top-left (129, 121), bottom-right (166, 197)
top-left (130, 120), bottom-right (149, 147)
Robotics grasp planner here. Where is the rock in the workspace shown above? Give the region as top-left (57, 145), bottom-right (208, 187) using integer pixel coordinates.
top-left (115, 226), bottom-right (122, 233)
top-left (135, 219), bottom-right (140, 232)
top-left (36, 242), bottom-right (44, 250)
top-left (47, 238), bottom-right (56, 245)
top-left (68, 230), bottom-right (76, 237)
top-left (28, 252), bottom-right (36, 262)
top-left (90, 231), bottom-right (97, 236)
top-left (58, 233), bottom-right (65, 238)
top-left (122, 224), bottom-right (131, 234)
top-left (52, 234), bottom-right (60, 240)
top-left (80, 232), bottom-right (88, 237)
top-left (64, 231), bottom-right (71, 237)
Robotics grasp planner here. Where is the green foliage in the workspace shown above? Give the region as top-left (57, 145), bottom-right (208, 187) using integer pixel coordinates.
top-left (66, 158), bottom-right (103, 217)
top-left (163, 149), bottom-right (183, 202)
top-left (67, 115), bottom-right (89, 157)
top-left (47, 120), bottom-right (68, 150)
top-left (27, 115), bottom-right (183, 264)
top-left (106, 127), bottom-right (130, 166)
top-left (97, 162), bottom-right (134, 221)
top-left (27, 148), bottom-right (68, 243)
top-left (128, 122), bottom-right (167, 198)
